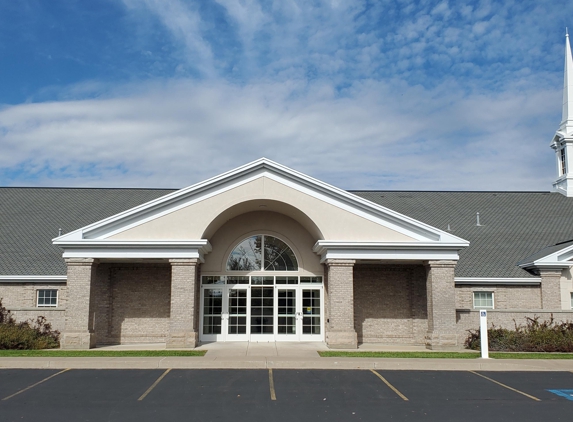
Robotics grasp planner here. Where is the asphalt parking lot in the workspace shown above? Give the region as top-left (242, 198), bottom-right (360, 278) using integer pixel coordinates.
top-left (0, 369), bottom-right (572, 421)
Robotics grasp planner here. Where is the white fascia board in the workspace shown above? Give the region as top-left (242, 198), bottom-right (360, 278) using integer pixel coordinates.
top-left (313, 241), bottom-right (467, 262)
top-left (0, 275), bottom-right (67, 283)
top-left (454, 277), bottom-right (541, 285)
top-left (518, 244), bottom-right (573, 269)
top-left (52, 158), bottom-right (468, 244)
top-left (525, 262), bottom-right (571, 269)
top-left (55, 240), bottom-right (212, 262)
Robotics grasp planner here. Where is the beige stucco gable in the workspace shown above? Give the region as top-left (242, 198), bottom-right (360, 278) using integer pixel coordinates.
top-left (109, 176), bottom-right (417, 242)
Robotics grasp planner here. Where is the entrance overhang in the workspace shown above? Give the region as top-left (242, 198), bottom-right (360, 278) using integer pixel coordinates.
top-left (313, 241), bottom-right (468, 262)
top-left (53, 239), bottom-right (213, 262)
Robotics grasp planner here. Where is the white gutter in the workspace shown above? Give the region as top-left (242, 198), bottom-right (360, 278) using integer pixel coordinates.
top-left (0, 275), bottom-right (67, 283)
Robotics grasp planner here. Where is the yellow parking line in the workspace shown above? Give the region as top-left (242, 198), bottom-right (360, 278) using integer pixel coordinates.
top-left (138, 369), bottom-right (171, 401)
top-left (468, 371), bottom-right (541, 401)
top-left (2, 368), bottom-right (71, 401)
top-left (370, 370), bottom-right (409, 401)
top-left (268, 369), bottom-right (277, 401)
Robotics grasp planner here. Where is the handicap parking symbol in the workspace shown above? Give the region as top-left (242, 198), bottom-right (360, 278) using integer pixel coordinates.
top-left (547, 389), bottom-right (573, 401)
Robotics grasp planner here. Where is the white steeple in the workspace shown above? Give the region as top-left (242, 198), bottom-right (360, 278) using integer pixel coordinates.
top-left (560, 29), bottom-right (573, 135)
top-left (552, 30), bottom-right (573, 196)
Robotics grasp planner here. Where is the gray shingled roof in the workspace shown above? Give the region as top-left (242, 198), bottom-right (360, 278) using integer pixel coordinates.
top-left (0, 188), bottom-right (174, 275)
top-left (352, 191), bottom-right (573, 278)
top-left (2, 188), bottom-right (573, 278)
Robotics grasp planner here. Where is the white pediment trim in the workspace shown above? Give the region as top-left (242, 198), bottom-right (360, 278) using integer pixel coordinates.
top-left (518, 242), bottom-right (573, 271)
top-left (53, 158), bottom-right (469, 248)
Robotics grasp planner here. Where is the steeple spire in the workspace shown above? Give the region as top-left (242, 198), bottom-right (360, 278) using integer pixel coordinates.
top-left (552, 30), bottom-right (573, 197)
top-left (560, 28), bottom-right (573, 135)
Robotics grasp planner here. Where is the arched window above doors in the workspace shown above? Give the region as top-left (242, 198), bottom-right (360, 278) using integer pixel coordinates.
top-left (226, 235), bottom-right (298, 271)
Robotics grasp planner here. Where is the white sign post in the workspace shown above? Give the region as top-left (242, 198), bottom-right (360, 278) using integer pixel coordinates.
top-left (480, 310), bottom-right (489, 359)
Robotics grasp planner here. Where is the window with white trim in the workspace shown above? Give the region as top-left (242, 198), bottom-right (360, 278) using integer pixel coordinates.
top-left (570, 292), bottom-right (573, 310)
top-left (226, 235), bottom-right (298, 271)
top-left (473, 291), bottom-right (494, 309)
top-left (37, 289), bottom-right (58, 307)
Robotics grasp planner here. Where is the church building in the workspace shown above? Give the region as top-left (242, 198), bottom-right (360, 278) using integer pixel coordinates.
top-left (2, 36), bottom-right (573, 350)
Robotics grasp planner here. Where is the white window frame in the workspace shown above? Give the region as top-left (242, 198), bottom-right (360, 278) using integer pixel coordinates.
top-left (473, 291), bottom-right (494, 309)
top-left (226, 235), bottom-right (299, 272)
top-left (37, 289), bottom-right (58, 308)
top-left (570, 292), bottom-right (573, 310)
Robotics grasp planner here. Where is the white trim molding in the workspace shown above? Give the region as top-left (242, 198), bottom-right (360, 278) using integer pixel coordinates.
top-left (455, 277), bottom-right (541, 285)
top-left (518, 241), bottom-right (573, 274)
top-left (0, 275), bottom-right (67, 283)
top-left (313, 241), bottom-right (468, 262)
top-left (54, 240), bottom-right (213, 262)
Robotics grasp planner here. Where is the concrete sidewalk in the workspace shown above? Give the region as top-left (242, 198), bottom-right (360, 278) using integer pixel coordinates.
top-left (0, 342), bottom-right (572, 371)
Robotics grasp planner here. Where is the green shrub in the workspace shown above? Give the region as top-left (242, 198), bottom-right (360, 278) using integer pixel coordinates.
top-left (0, 299), bottom-right (60, 350)
top-left (465, 315), bottom-right (573, 353)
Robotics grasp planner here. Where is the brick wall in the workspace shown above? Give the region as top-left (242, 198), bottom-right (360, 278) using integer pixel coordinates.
top-left (0, 283), bottom-right (67, 332)
top-left (354, 264), bottom-right (427, 344)
top-left (167, 259), bottom-right (199, 348)
top-left (94, 264), bottom-right (171, 344)
top-left (456, 285), bottom-right (542, 310)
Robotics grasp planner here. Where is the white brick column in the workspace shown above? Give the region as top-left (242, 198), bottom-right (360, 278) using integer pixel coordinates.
top-left (62, 258), bottom-right (98, 349)
top-left (539, 268), bottom-right (563, 309)
top-left (325, 259), bottom-right (357, 349)
top-left (425, 260), bottom-right (459, 350)
top-left (167, 258), bottom-right (199, 348)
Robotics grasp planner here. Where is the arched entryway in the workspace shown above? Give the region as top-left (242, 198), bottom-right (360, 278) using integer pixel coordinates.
top-left (200, 207), bottom-right (324, 343)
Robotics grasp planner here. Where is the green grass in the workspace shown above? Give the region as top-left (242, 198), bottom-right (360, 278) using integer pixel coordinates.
top-left (0, 350), bottom-right (206, 357)
top-left (489, 352), bottom-right (573, 359)
top-left (318, 351), bottom-right (573, 359)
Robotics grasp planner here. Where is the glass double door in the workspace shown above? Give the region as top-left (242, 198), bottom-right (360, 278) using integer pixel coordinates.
top-left (200, 285), bottom-right (323, 342)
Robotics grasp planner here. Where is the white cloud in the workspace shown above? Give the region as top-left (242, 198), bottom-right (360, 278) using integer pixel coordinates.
top-left (0, 77), bottom-right (560, 191)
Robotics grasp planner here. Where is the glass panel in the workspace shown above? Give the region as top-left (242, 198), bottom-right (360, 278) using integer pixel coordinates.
top-left (277, 289), bottom-right (296, 335)
top-left (251, 276), bottom-right (274, 285)
top-left (227, 236), bottom-right (262, 271)
top-left (202, 276), bottom-right (225, 285)
top-left (227, 276), bottom-right (249, 284)
top-left (203, 289), bottom-right (223, 335)
top-left (228, 289), bottom-right (247, 335)
top-left (276, 276), bottom-right (298, 284)
top-left (251, 287), bottom-right (274, 334)
top-left (302, 289), bottom-right (321, 335)
top-left (263, 236), bottom-right (298, 271)
top-left (300, 276), bottom-right (322, 284)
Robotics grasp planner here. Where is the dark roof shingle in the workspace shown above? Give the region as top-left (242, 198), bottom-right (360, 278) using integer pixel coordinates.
top-left (352, 191), bottom-right (573, 278)
top-left (0, 188), bottom-right (174, 275)
top-left (2, 188), bottom-right (573, 278)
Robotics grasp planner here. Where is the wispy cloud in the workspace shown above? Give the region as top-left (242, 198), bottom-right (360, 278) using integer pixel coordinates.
top-left (0, 78), bottom-right (559, 190)
top-left (122, 0), bottom-right (216, 76)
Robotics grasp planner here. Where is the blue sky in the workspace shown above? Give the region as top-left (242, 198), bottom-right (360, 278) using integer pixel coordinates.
top-left (1, 0), bottom-right (572, 190)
